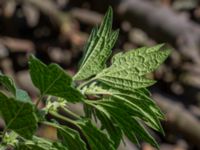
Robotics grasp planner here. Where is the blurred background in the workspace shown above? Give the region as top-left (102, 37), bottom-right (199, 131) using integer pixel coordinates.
top-left (0, 0), bottom-right (200, 149)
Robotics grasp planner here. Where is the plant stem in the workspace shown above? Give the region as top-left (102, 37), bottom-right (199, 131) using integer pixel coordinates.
top-left (77, 77), bottom-right (97, 90)
top-left (61, 106), bottom-right (81, 120)
top-left (49, 111), bottom-right (78, 127)
top-left (42, 121), bottom-right (60, 129)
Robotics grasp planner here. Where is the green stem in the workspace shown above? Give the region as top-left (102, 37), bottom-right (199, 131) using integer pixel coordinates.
top-left (61, 106), bottom-right (81, 120)
top-left (49, 111), bottom-right (78, 127)
top-left (42, 121), bottom-right (60, 129)
top-left (77, 77), bottom-right (97, 90)
top-left (35, 95), bottom-right (43, 107)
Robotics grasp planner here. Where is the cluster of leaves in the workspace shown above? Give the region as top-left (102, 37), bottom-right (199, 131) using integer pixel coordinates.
top-left (0, 7), bottom-right (170, 150)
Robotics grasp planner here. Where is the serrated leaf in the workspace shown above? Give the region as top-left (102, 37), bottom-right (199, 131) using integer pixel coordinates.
top-left (29, 55), bottom-right (83, 102)
top-left (77, 120), bottom-right (115, 150)
top-left (0, 92), bottom-right (37, 139)
top-left (57, 126), bottom-right (87, 150)
top-left (95, 45), bottom-right (170, 90)
top-left (74, 7), bottom-right (119, 80)
top-left (0, 72), bottom-right (16, 96)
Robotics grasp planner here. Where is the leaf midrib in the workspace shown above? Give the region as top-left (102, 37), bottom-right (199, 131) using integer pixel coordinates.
top-left (41, 71), bottom-right (63, 96)
top-left (6, 102), bottom-right (25, 129)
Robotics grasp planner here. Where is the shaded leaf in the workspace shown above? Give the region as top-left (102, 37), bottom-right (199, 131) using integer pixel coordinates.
top-left (95, 111), bottom-right (122, 148)
top-left (77, 120), bottom-right (115, 150)
top-left (0, 92), bottom-right (37, 139)
top-left (57, 126), bottom-right (87, 150)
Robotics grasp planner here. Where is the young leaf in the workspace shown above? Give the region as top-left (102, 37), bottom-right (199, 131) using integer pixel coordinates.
top-left (73, 7), bottom-right (119, 81)
top-left (29, 55), bottom-right (83, 102)
top-left (0, 92), bottom-right (37, 139)
top-left (95, 45), bottom-right (170, 90)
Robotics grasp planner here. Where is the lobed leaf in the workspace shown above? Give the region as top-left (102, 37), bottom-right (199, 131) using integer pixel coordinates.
top-left (29, 55), bottom-right (83, 102)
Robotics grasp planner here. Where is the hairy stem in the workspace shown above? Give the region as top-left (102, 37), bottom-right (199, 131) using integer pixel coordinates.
top-left (49, 111), bottom-right (79, 127)
top-left (61, 106), bottom-right (81, 120)
top-left (77, 77), bottom-right (97, 90)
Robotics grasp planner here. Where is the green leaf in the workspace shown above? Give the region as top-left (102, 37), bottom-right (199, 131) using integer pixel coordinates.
top-left (0, 72), bottom-right (16, 96)
top-left (74, 7), bottom-right (119, 81)
top-left (29, 55), bottom-right (83, 102)
top-left (0, 92), bottom-right (37, 139)
top-left (57, 126), bottom-right (87, 150)
top-left (95, 45), bottom-right (170, 90)
top-left (77, 120), bottom-right (115, 150)
top-left (83, 82), bottom-right (164, 147)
